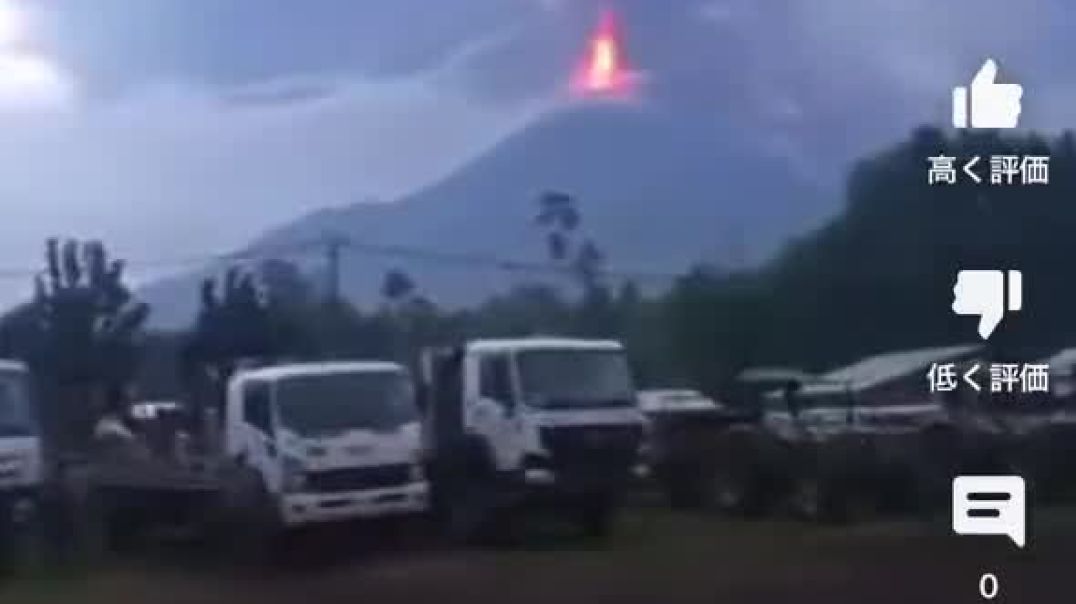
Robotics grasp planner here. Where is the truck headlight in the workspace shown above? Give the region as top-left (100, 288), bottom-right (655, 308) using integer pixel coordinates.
top-left (282, 455), bottom-right (307, 493)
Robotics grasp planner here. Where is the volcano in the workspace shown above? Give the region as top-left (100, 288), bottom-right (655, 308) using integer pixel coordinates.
top-left (570, 9), bottom-right (637, 100)
top-left (142, 102), bottom-right (836, 328)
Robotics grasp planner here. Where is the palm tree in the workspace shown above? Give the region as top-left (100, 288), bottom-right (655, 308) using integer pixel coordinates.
top-left (381, 269), bottom-right (416, 305)
top-left (535, 190), bottom-right (580, 262)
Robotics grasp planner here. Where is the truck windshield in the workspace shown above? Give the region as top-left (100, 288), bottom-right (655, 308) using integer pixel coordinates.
top-left (0, 371), bottom-right (33, 437)
top-left (275, 371), bottom-right (417, 436)
top-left (518, 349), bottom-right (635, 409)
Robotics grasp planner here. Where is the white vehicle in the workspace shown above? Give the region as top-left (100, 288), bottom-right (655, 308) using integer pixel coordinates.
top-left (80, 361), bottom-right (427, 550)
top-left (420, 337), bottom-right (646, 542)
top-left (637, 388), bottom-right (738, 507)
top-left (638, 389), bottom-right (722, 415)
top-left (225, 362), bottom-right (427, 527)
top-left (0, 361), bottom-right (42, 546)
top-left (711, 345), bottom-right (993, 521)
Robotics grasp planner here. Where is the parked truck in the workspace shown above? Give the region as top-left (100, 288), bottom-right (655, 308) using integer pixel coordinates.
top-left (709, 344), bottom-right (1004, 522)
top-left (637, 389), bottom-right (751, 508)
top-left (419, 337), bottom-right (646, 542)
top-left (984, 348), bottom-right (1076, 502)
top-left (69, 361), bottom-right (428, 553)
top-left (0, 361), bottom-right (43, 563)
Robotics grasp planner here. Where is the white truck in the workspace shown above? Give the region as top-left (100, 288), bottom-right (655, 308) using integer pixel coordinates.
top-left (0, 361), bottom-right (43, 560)
top-left (76, 361), bottom-right (428, 551)
top-left (419, 337), bottom-right (646, 542)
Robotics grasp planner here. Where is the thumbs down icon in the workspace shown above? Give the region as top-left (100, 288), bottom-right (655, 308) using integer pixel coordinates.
top-left (952, 270), bottom-right (1022, 340)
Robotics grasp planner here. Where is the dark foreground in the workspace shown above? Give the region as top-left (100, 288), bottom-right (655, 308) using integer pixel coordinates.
top-left (3, 508), bottom-right (1073, 604)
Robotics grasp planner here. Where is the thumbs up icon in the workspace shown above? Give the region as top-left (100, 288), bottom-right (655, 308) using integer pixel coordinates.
top-left (952, 59), bottom-right (1023, 129)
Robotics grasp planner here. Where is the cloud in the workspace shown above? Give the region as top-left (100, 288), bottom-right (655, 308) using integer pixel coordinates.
top-left (669, 0), bottom-right (1069, 180)
top-left (0, 52), bottom-right (74, 110)
top-left (0, 0), bottom-right (1072, 309)
top-left (0, 1), bottom-right (75, 111)
top-left (31, 0), bottom-right (547, 95)
top-left (0, 65), bottom-right (549, 308)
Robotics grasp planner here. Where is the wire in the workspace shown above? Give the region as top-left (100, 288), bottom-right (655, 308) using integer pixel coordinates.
top-left (339, 239), bottom-right (677, 282)
top-left (0, 235), bottom-right (683, 284)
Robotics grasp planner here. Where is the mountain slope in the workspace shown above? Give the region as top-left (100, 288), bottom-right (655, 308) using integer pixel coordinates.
top-left (142, 103), bottom-right (836, 328)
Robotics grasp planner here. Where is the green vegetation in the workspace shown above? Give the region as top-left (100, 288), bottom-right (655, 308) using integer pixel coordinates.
top-left (2, 126), bottom-right (1075, 439)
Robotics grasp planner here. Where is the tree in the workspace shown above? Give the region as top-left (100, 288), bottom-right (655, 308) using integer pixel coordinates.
top-left (660, 126), bottom-right (1076, 389)
top-left (260, 257), bottom-right (314, 309)
top-left (534, 190), bottom-right (614, 335)
top-left (665, 268), bottom-right (765, 395)
top-left (2, 238), bottom-right (150, 448)
top-left (573, 239), bottom-right (607, 294)
top-left (381, 269), bottom-right (416, 305)
top-left (536, 190), bottom-right (580, 262)
top-left (468, 284), bottom-right (574, 337)
top-left (182, 266), bottom-right (275, 408)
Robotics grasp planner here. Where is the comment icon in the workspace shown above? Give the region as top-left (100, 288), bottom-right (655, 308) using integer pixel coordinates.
top-left (952, 475), bottom-right (1026, 548)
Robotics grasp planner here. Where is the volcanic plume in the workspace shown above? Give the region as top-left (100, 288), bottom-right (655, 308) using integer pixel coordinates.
top-left (570, 9), bottom-right (636, 100)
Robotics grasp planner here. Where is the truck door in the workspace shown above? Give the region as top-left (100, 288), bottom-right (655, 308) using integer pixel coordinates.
top-left (238, 379), bottom-right (282, 492)
top-left (471, 353), bottom-right (524, 472)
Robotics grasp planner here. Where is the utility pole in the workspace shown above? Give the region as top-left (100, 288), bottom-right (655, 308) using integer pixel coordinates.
top-left (323, 233), bottom-right (347, 305)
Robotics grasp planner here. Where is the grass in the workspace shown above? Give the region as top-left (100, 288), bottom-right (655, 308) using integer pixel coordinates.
top-left (4, 507), bottom-right (1076, 603)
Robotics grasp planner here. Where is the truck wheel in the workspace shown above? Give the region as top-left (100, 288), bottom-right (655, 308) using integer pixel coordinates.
top-left (103, 500), bottom-right (141, 553)
top-left (711, 465), bottom-right (764, 517)
top-left (0, 504), bottom-right (13, 574)
top-left (577, 498), bottom-right (615, 540)
top-left (660, 466), bottom-right (707, 509)
top-left (445, 486), bottom-right (502, 546)
top-left (710, 429), bottom-right (771, 516)
top-left (0, 500), bottom-right (41, 573)
top-left (790, 474), bottom-right (848, 524)
top-left (80, 487), bottom-right (139, 555)
top-left (221, 472), bottom-right (284, 567)
top-left (912, 426), bottom-right (961, 518)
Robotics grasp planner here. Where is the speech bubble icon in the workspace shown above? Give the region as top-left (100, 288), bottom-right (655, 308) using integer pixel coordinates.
top-left (952, 475), bottom-right (1026, 548)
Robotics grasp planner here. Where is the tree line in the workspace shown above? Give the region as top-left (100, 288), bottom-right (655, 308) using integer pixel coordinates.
top-left (3, 125), bottom-right (1075, 449)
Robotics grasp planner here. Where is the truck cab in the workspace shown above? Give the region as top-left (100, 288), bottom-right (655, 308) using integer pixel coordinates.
top-left (0, 361), bottom-right (42, 554)
top-left (225, 361), bottom-right (428, 528)
top-left (420, 337), bottom-right (645, 541)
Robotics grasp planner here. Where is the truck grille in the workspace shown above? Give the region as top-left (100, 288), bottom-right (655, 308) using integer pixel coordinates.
top-left (305, 464), bottom-right (411, 493)
top-left (539, 424), bottom-right (642, 470)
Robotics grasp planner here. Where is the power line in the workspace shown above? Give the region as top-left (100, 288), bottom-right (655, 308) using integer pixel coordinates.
top-left (0, 235), bottom-right (685, 284)
top-left (130, 238), bottom-right (325, 270)
top-left (0, 239), bottom-right (326, 281)
top-left (338, 238), bottom-right (679, 283)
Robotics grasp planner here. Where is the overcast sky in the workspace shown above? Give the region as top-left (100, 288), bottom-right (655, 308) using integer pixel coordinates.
top-left (0, 0), bottom-right (1072, 305)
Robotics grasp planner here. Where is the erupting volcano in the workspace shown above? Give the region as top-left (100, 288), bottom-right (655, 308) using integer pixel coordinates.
top-left (570, 9), bottom-right (636, 99)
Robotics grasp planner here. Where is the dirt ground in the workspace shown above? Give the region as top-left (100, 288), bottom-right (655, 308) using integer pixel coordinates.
top-left (3, 507), bottom-right (1073, 604)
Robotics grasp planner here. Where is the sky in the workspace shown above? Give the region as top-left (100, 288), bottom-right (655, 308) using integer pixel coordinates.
top-left (0, 0), bottom-right (1072, 305)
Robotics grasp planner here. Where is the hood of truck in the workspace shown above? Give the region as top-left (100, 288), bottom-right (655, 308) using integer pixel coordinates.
top-left (279, 422), bottom-right (421, 470)
top-left (0, 436), bottom-right (42, 490)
